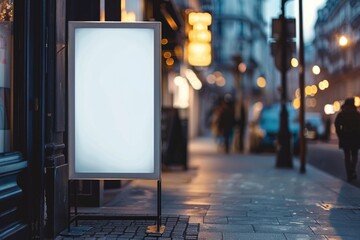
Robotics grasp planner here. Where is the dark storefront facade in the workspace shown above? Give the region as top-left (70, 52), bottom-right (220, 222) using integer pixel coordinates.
top-left (1, 0), bottom-right (67, 238)
top-left (0, 0), bottom-right (183, 239)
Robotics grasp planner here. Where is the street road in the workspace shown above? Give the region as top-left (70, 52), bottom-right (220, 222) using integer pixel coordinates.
top-left (305, 140), bottom-right (360, 188)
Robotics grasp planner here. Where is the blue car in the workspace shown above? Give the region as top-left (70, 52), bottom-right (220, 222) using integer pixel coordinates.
top-left (249, 102), bottom-right (300, 154)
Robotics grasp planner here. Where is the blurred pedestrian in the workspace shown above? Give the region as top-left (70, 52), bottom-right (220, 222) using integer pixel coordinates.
top-left (217, 96), bottom-right (235, 153)
top-left (334, 97), bottom-right (360, 182)
top-left (236, 102), bottom-right (247, 152)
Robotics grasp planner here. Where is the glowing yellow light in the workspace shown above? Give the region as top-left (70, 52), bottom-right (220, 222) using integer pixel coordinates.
top-left (293, 98), bottom-right (300, 109)
top-left (319, 80), bottom-right (329, 90)
top-left (305, 86), bottom-right (312, 96)
top-left (291, 58), bottom-right (299, 68)
top-left (174, 46), bottom-right (182, 58)
top-left (311, 85), bottom-right (318, 95)
top-left (121, 10), bottom-right (136, 22)
top-left (323, 80), bottom-right (329, 88)
top-left (188, 42), bottom-right (211, 66)
top-left (187, 12), bottom-right (212, 67)
top-left (238, 63), bottom-right (247, 73)
top-left (339, 35), bottom-right (348, 47)
top-left (333, 101), bottom-right (341, 112)
top-left (166, 58), bottom-right (174, 66)
top-left (189, 29), bottom-right (211, 42)
top-left (163, 51), bottom-right (171, 58)
top-left (256, 77), bottom-right (266, 88)
top-left (312, 65), bottom-right (321, 75)
top-left (355, 96), bottom-right (360, 107)
top-left (161, 39), bottom-right (168, 45)
top-left (188, 12), bottom-right (212, 26)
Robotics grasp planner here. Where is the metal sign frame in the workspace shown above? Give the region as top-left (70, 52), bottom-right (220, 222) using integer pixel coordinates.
top-left (68, 21), bottom-right (161, 180)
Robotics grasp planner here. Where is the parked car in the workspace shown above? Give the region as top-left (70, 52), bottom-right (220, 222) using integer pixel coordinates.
top-left (248, 102), bottom-right (299, 154)
top-left (304, 112), bottom-right (325, 140)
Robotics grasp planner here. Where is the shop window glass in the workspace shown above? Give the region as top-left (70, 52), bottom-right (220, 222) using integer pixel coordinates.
top-left (0, 0), bottom-right (13, 153)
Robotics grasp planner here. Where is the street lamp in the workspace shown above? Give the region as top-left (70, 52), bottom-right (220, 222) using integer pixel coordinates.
top-left (339, 35), bottom-right (349, 47)
top-left (275, 0), bottom-right (294, 168)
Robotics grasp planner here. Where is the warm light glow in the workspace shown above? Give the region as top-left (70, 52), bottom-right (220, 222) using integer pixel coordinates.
top-left (188, 42), bottom-right (211, 54)
top-left (256, 77), bottom-right (266, 88)
top-left (173, 76), bottom-right (189, 109)
top-left (121, 11), bottom-right (136, 21)
top-left (323, 80), bottom-right (329, 88)
top-left (163, 51), bottom-right (171, 58)
top-left (311, 85), bottom-right (318, 95)
top-left (319, 79), bottom-right (329, 90)
top-left (212, 71), bottom-right (226, 87)
top-left (214, 71), bottom-right (222, 77)
top-left (304, 85), bottom-right (318, 96)
top-left (206, 74), bottom-right (216, 84)
top-left (189, 29), bottom-right (211, 42)
top-left (333, 101), bottom-right (341, 112)
top-left (161, 38), bottom-right (168, 45)
top-left (188, 42), bottom-right (211, 66)
top-left (187, 12), bottom-right (212, 66)
top-left (215, 76), bottom-right (226, 87)
top-left (291, 58), bottom-right (299, 68)
top-left (174, 46), bottom-right (182, 58)
top-left (295, 88), bottom-right (300, 98)
top-left (355, 96), bottom-right (360, 107)
top-left (174, 76), bottom-right (183, 86)
top-left (252, 102), bottom-right (263, 119)
top-left (293, 98), bottom-right (300, 109)
top-left (324, 104), bottom-right (335, 115)
top-left (339, 35), bottom-right (348, 47)
top-left (185, 69), bottom-right (202, 90)
top-left (188, 12), bottom-right (212, 26)
top-left (238, 63), bottom-right (247, 73)
top-left (166, 58), bottom-right (174, 66)
top-left (163, 11), bottom-right (178, 30)
top-left (312, 65), bottom-right (321, 75)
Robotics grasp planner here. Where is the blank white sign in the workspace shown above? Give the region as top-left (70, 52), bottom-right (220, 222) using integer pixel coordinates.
top-left (68, 22), bottom-right (161, 179)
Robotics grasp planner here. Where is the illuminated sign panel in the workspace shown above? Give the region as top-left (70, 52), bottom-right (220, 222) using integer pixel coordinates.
top-left (187, 12), bottom-right (212, 66)
top-left (68, 22), bottom-right (161, 180)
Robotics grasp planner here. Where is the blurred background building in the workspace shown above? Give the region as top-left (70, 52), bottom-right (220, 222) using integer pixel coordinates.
top-left (312, 0), bottom-right (360, 120)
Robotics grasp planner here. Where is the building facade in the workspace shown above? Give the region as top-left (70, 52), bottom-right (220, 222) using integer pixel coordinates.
top-left (313, 0), bottom-right (360, 117)
top-left (210, 0), bottom-right (275, 100)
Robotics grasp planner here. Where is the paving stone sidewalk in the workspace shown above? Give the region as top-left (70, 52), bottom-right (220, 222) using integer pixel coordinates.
top-left (56, 137), bottom-right (360, 240)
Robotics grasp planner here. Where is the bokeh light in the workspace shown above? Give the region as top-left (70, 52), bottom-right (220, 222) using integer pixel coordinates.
top-left (312, 65), bottom-right (321, 75)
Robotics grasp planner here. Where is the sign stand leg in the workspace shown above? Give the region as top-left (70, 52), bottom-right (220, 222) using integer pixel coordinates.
top-left (157, 180), bottom-right (161, 232)
top-left (60, 180), bottom-right (92, 237)
top-left (145, 179), bottom-right (165, 234)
